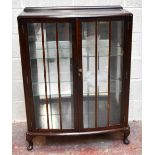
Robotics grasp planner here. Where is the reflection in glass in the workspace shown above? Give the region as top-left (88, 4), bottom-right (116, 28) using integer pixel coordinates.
top-left (82, 21), bottom-right (124, 128)
top-left (58, 23), bottom-right (74, 129)
top-left (82, 22), bottom-right (110, 128)
top-left (28, 23), bottom-right (48, 129)
top-left (97, 22), bottom-right (109, 127)
top-left (82, 22), bottom-right (96, 128)
top-left (28, 23), bottom-right (74, 129)
top-left (109, 21), bottom-right (124, 125)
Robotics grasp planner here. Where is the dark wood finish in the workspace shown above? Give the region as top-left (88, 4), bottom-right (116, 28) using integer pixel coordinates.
top-left (56, 23), bottom-right (63, 130)
top-left (107, 21), bottom-right (111, 127)
top-left (76, 19), bottom-right (83, 130)
top-left (17, 6), bottom-right (133, 150)
top-left (123, 125), bottom-right (130, 144)
top-left (123, 17), bottom-right (133, 127)
top-left (26, 132), bottom-right (35, 150)
top-left (24, 6), bottom-right (123, 12)
top-left (18, 6), bottom-right (131, 19)
top-left (18, 20), bottom-right (36, 131)
top-left (95, 21), bottom-right (98, 128)
top-left (41, 23), bottom-right (50, 129)
top-left (26, 126), bottom-right (125, 136)
top-left (121, 16), bottom-right (133, 145)
top-left (72, 20), bottom-right (79, 131)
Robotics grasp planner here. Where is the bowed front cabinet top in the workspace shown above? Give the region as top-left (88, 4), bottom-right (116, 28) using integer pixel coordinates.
top-left (17, 6), bottom-right (133, 150)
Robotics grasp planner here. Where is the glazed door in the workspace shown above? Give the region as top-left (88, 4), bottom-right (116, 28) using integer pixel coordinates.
top-left (80, 20), bottom-right (124, 129)
top-left (27, 22), bottom-right (77, 131)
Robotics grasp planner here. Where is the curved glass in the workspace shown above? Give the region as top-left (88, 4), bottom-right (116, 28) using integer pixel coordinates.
top-left (109, 21), bottom-right (124, 125)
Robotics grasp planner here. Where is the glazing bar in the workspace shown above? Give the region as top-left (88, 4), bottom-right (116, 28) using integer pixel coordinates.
top-left (107, 21), bottom-right (111, 126)
top-left (95, 22), bottom-right (98, 128)
top-left (56, 23), bottom-right (62, 129)
top-left (41, 23), bottom-right (50, 129)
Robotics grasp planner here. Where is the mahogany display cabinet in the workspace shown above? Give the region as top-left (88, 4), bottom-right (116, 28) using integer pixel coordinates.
top-left (17, 6), bottom-right (133, 150)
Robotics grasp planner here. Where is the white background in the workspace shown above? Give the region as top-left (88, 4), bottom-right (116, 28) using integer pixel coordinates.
top-left (3, 0), bottom-right (154, 154)
top-left (12, 0), bottom-right (142, 122)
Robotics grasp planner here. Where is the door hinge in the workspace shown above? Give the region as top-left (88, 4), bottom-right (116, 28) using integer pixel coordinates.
top-left (125, 72), bottom-right (128, 79)
top-left (22, 24), bottom-right (24, 33)
top-left (26, 76), bottom-right (28, 84)
top-left (128, 22), bottom-right (130, 30)
top-left (124, 116), bottom-right (126, 122)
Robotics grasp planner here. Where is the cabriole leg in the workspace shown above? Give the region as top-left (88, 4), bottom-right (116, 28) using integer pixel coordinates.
top-left (123, 126), bottom-right (130, 145)
top-left (27, 141), bottom-right (33, 151)
top-left (26, 133), bottom-right (34, 151)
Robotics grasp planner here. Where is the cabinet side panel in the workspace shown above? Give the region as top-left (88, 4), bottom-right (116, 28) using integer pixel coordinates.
top-left (18, 19), bottom-right (35, 131)
top-left (122, 16), bottom-right (133, 127)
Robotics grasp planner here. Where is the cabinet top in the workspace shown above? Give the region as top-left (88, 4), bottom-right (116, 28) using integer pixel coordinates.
top-left (18, 6), bottom-right (132, 19)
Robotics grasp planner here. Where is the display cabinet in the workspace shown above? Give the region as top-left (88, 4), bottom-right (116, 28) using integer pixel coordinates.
top-left (17, 6), bottom-right (133, 150)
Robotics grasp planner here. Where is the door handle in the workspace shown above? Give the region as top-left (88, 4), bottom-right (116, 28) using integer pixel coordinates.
top-left (78, 68), bottom-right (82, 76)
top-left (78, 68), bottom-right (82, 73)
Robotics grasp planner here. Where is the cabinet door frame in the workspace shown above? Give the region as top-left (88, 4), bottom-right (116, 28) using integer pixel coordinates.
top-left (77, 16), bottom-right (132, 131)
top-left (121, 16), bottom-right (133, 127)
top-left (18, 15), bottom-right (132, 133)
top-left (18, 18), bottom-right (79, 132)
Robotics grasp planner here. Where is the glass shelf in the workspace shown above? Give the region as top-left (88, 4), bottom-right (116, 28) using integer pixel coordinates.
top-left (32, 82), bottom-right (72, 97)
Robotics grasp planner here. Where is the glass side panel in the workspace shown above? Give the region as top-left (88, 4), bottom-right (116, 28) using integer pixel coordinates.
top-left (82, 22), bottom-right (95, 128)
top-left (109, 21), bottom-right (124, 125)
top-left (28, 23), bottom-right (48, 129)
top-left (27, 23), bottom-right (74, 129)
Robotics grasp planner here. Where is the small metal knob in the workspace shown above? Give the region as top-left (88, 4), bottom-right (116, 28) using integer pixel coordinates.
top-left (78, 68), bottom-right (82, 73)
top-left (78, 68), bottom-right (82, 77)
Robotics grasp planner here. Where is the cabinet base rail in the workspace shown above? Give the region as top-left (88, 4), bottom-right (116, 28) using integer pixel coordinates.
top-left (26, 125), bottom-right (130, 150)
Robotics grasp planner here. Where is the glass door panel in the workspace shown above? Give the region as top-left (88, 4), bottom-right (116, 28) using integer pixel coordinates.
top-left (97, 22), bottom-right (109, 127)
top-left (82, 21), bottom-right (124, 129)
top-left (82, 22), bottom-right (96, 128)
top-left (27, 22), bottom-right (74, 129)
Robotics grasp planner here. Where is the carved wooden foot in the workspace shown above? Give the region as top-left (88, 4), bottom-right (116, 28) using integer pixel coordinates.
top-left (123, 126), bottom-right (130, 145)
top-left (26, 132), bottom-right (34, 151)
top-left (27, 141), bottom-right (33, 151)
